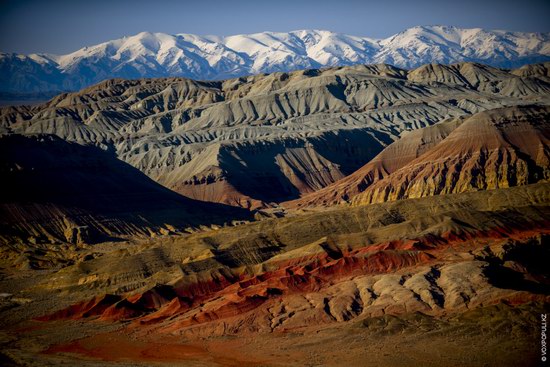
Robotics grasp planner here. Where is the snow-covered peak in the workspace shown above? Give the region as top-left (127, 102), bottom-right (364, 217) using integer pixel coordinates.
top-left (2, 26), bottom-right (549, 93)
top-left (380, 25), bottom-right (462, 47)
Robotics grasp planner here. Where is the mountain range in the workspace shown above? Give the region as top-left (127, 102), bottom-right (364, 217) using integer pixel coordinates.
top-left (2, 25), bottom-right (550, 95)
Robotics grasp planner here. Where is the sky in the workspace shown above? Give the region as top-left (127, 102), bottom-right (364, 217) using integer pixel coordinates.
top-left (0, 0), bottom-right (549, 54)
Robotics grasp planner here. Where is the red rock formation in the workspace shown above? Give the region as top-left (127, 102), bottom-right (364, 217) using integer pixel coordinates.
top-left (285, 116), bottom-right (464, 208)
top-left (36, 294), bottom-right (122, 321)
top-left (38, 220), bottom-right (549, 327)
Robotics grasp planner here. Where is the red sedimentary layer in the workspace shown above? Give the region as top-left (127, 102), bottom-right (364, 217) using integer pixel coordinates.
top-left (43, 332), bottom-right (211, 363)
top-left (36, 224), bottom-right (550, 327)
top-left (35, 294), bottom-right (122, 321)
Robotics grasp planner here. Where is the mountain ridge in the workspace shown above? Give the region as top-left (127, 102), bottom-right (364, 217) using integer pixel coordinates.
top-left (2, 25), bottom-right (550, 94)
top-left (3, 61), bottom-right (550, 210)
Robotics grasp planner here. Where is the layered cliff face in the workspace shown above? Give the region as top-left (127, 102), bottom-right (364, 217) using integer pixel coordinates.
top-left (287, 105), bottom-right (550, 209)
top-left (352, 105), bottom-right (550, 205)
top-left (2, 62), bottom-right (550, 209)
top-left (285, 117), bottom-right (465, 208)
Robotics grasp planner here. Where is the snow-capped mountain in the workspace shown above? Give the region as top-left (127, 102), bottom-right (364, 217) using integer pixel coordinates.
top-left (2, 26), bottom-right (549, 94)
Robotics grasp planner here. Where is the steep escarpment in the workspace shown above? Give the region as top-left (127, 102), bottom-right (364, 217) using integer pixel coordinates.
top-left (285, 117), bottom-right (464, 208)
top-left (170, 129), bottom-right (387, 208)
top-left (288, 104), bottom-right (550, 208)
top-left (3, 62), bottom-right (550, 208)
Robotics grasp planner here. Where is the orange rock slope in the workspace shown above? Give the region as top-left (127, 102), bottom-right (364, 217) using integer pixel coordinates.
top-left (286, 105), bottom-right (550, 208)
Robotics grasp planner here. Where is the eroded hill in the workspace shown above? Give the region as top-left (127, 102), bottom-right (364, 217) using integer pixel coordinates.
top-left (288, 104), bottom-right (550, 208)
top-left (1, 62), bottom-right (549, 367)
top-left (2, 62), bottom-right (550, 210)
top-left (0, 134), bottom-right (252, 267)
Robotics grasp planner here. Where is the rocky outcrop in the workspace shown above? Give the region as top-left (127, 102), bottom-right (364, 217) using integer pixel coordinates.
top-left (288, 105), bottom-right (550, 208)
top-left (285, 117), bottom-right (464, 208)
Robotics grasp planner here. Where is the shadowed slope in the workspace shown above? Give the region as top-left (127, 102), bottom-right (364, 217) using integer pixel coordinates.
top-left (285, 117), bottom-right (464, 208)
top-left (0, 134), bottom-right (252, 247)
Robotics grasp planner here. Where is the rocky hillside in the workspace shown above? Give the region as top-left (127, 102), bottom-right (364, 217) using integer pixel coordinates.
top-left (288, 104), bottom-right (550, 208)
top-left (2, 182), bottom-right (548, 365)
top-left (0, 134), bottom-right (251, 256)
top-left (1, 61), bottom-right (550, 367)
top-left (2, 62), bottom-right (550, 210)
top-left (352, 105), bottom-right (550, 205)
top-left (284, 116), bottom-right (463, 208)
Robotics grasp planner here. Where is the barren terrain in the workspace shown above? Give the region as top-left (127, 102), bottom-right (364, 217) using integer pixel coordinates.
top-left (0, 62), bottom-right (549, 366)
